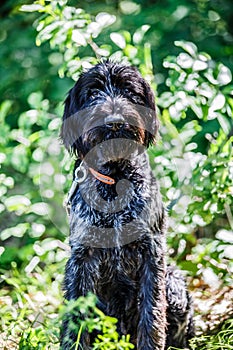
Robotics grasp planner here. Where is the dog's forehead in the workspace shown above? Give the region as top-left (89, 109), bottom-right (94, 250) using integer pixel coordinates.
top-left (65, 61), bottom-right (156, 116)
top-left (82, 62), bottom-right (144, 89)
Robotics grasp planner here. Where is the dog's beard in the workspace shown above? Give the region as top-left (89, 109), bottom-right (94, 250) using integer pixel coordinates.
top-left (84, 138), bottom-right (145, 168)
top-left (81, 124), bottom-right (146, 162)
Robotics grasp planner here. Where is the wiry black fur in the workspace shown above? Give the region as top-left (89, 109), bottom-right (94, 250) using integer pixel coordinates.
top-left (60, 61), bottom-right (194, 350)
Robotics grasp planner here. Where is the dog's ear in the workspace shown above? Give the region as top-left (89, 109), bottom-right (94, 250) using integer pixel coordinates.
top-left (142, 80), bottom-right (159, 147)
top-left (60, 87), bottom-right (81, 154)
top-left (60, 91), bottom-right (72, 152)
top-left (144, 115), bottom-right (159, 147)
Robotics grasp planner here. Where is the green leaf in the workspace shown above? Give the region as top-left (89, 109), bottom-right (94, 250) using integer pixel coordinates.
top-left (175, 40), bottom-right (197, 57)
top-left (20, 4), bottom-right (44, 12)
top-left (0, 100), bottom-right (12, 122)
top-left (95, 12), bottom-right (116, 28)
top-left (124, 45), bottom-right (137, 59)
top-left (11, 145), bottom-right (29, 173)
top-left (4, 195), bottom-right (31, 213)
top-left (1, 223), bottom-right (29, 240)
top-left (72, 29), bottom-right (87, 46)
top-left (28, 91), bottom-right (43, 109)
top-left (133, 25), bottom-right (150, 45)
top-left (110, 33), bottom-right (126, 49)
top-left (211, 93), bottom-right (226, 111)
top-left (217, 63), bottom-right (232, 85)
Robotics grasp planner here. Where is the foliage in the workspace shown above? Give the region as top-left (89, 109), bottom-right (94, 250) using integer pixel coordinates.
top-left (21, 0), bottom-right (116, 79)
top-left (0, 91), bottom-right (69, 268)
top-left (0, 271), bottom-right (134, 350)
top-left (21, 0), bottom-right (155, 83)
top-left (0, 0), bottom-right (233, 348)
top-left (0, 258), bottom-right (63, 349)
top-left (151, 40), bottom-right (233, 283)
top-left (189, 319), bottom-right (233, 350)
top-left (61, 294), bottom-right (134, 349)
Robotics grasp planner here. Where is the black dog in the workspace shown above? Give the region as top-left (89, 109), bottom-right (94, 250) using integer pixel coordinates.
top-left (60, 61), bottom-right (194, 349)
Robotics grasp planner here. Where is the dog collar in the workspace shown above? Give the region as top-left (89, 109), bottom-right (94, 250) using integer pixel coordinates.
top-left (89, 167), bottom-right (115, 185)
top-left (64, 161), bottom-right (115, 216)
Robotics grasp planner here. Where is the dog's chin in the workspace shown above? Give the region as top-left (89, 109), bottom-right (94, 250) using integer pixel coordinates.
top-left (83, 137), bottom-right (145, 166)
top-left (97, 143), bottom-right (142, 162)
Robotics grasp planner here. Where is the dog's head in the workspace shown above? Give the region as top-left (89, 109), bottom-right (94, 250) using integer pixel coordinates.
top-left (61, 61), bottom-right (158, 163)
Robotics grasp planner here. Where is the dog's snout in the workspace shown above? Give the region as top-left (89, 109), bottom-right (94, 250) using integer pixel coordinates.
top-left (104, 114), bottom-right (125, 130)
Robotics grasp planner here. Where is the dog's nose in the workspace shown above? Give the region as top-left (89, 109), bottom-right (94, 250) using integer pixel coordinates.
top-left (104, 114), bottom-right (125, 130)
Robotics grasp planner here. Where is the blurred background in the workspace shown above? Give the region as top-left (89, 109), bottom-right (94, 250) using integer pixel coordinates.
top-left (0, 0), bottom-right (233, 348)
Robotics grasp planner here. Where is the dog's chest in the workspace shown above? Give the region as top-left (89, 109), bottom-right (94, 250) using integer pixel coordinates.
top-left (69, 160), bottom-right (164, 249)
top-left (103, 244), bottom-right (142, 273)
top-left (70, 198), bottom-right (155, 249)
top-left (96, 244), bottom-right (142, 294)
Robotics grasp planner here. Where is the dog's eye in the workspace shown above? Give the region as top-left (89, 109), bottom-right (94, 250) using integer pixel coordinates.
top-left (124, 88), bottom-right (135, 98)
top-left (92, 90), bottom-right (99, 97)
top-left (124, 88), bottom-right (131, 94)
top-left (88, 90), bottom-right (99, 100)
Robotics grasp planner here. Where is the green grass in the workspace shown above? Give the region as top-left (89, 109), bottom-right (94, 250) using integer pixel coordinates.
top-left (189, 320), bottom-right (233, 350)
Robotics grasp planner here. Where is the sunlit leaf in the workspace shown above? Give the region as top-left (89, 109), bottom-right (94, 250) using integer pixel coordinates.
top-left (0, 100), bottom-right (12, 122)
top-left (193, 59), bottom-right (208, 71)
top-left (177, 52), bottom-right (193, 69)
top-left (133, 25), bottom-right (150, 45)
top-left (95, 13), bottom-right (116, 28)
top-left (28, 91), bottom-right (43, 109)
top-left (11, 145), bottom-right (29, 173)
top-left (20, 4), bottom-right (44, 12)
top-left (4, 195), bottom-right (31, 213)
top-left (175, 40), bottom-right (197, 57)
top-left (110, 33), bottom-right (126, 49)
top-left (72, 29), bottom-right (87, 46)
top-left (217, 63), bottom-right (232, 85)
top-left (1, 223), bottom-right (29, 240)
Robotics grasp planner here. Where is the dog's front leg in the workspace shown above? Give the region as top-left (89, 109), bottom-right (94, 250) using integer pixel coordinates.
top-left (60, 246), bottom-right (99, 350)
top-left (137, 254), bottom-right (166, 350)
